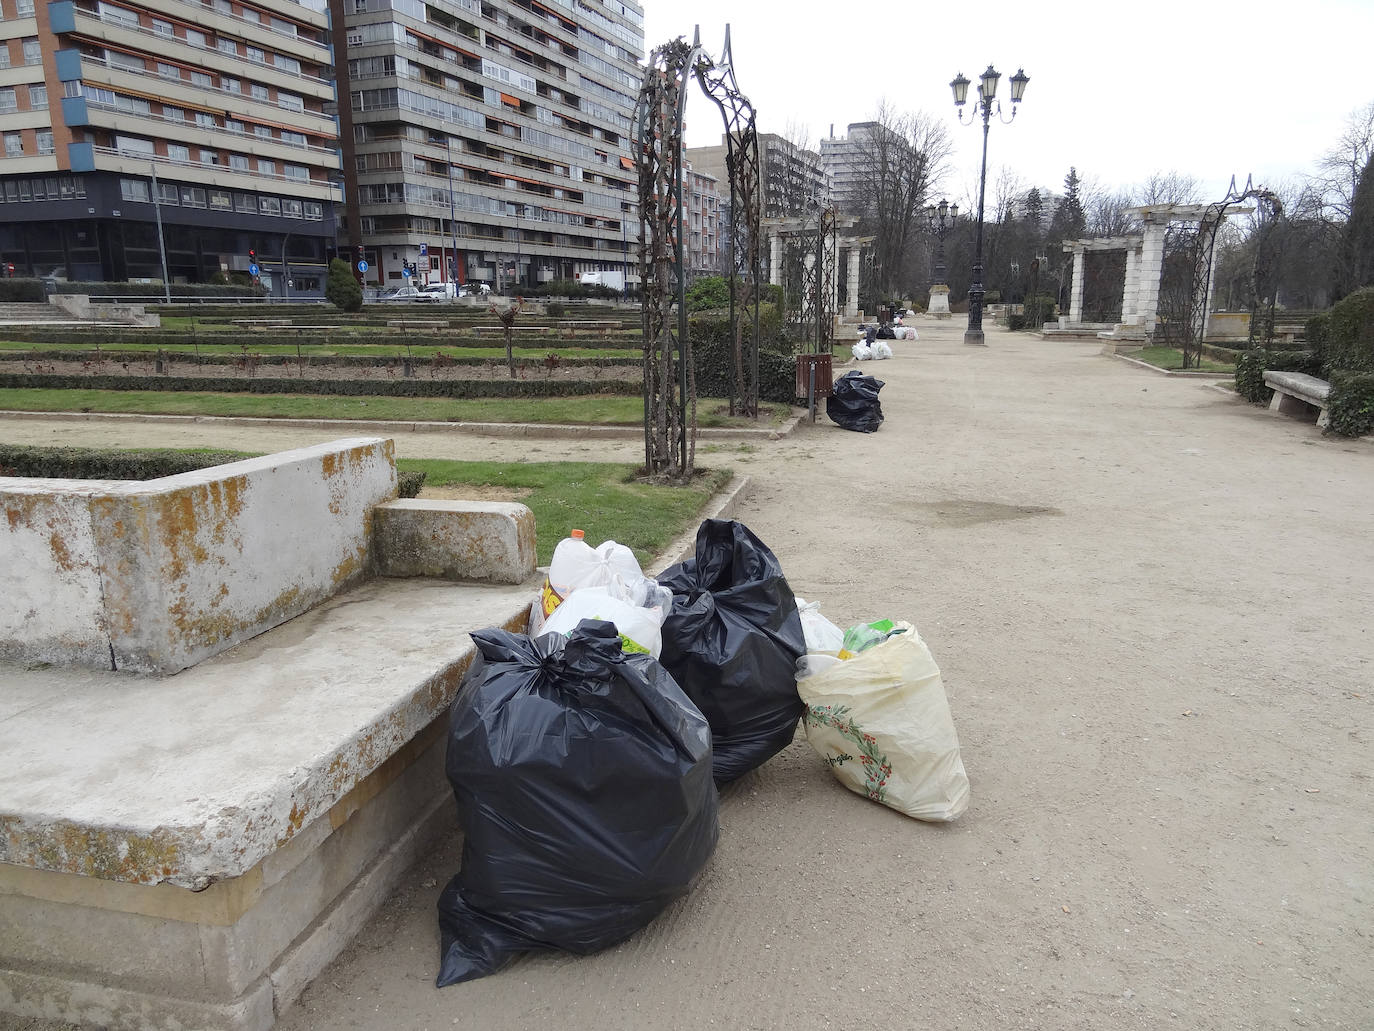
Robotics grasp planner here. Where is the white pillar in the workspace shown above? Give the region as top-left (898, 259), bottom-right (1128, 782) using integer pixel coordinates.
top-left (1122, 245), bottom-right (1141, 323)
top-left (846, 248), bottom-right (861, 317)
top-left (769, 232), bottom-right (782, 287)
top-left (1202, 245), bottom-right (1220, 340)
top-left (1136, 217), bottom-right (1168, 337)
top-left (1069, 245), bottom-right (1086, 324)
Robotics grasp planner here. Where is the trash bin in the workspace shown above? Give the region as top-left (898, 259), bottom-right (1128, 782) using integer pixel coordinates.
top-left (795, 353), bottom-right (833, 402)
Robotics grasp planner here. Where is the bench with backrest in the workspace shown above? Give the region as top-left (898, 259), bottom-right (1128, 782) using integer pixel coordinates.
top-left (1264, 370), bottom-right (1331, 428)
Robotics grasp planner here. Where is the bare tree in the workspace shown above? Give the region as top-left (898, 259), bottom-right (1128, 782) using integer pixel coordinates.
top-left (1133, 170), bottom-right (1203, 206)
top-left (854, 100), bottom-right (954, 301)
top-left (1315, 100), bottom-right (1374, 222)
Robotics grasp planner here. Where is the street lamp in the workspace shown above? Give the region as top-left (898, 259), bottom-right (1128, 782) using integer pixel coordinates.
top-left (951, 64), bottom-right (1029, 346)
top-left (925, 198), bottom-right (959, 318)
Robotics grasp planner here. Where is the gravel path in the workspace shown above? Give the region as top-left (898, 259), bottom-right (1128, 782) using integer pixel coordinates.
top-left (5, 320), bottom-right (1371, 1031)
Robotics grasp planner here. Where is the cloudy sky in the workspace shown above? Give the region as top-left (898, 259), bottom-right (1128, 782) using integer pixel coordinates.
top-left (642, 0), bottom-right (1374, 206)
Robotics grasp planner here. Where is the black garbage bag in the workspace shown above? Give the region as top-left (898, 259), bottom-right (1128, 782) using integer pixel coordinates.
top-left (826, 369), bottom-right (885, 433)
top-left (657, 519), bottom-right (807, 784)
top-left (436, 621), bottom-right (719, 987)
top-left (876, 325), bottom-right (895, 339)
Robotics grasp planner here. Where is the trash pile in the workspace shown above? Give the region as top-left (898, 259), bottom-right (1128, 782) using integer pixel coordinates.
top-left (436, 518), bottom-right (967, 986)
top-left (827, 369), bottom-right (885, 433)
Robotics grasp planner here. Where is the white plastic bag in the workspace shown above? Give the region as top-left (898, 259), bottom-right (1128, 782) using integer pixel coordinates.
top-left (537, 586), bottom-right (666, 657)
top-left (871, 341), bottom-right (893, 360)
top-left (798, 621), bottom-right (969, 822)
top-left (896, 326), bottom-right (918, 341)
top-left (794, 596), bottom-right (845, 654)
top-left (851, 342), bottom-right (873, 361)
top-left (529, 535), bottom-right (657, 635)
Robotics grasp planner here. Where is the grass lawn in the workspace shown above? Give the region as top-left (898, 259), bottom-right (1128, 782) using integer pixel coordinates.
top-left (0, 388), bottom-right (792, 427)
top-left (1123, 346), bottom-right (1234, 373)
top-left (401, 459), bottom-right (732, 566)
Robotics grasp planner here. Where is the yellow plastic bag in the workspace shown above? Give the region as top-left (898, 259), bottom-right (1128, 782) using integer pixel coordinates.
top-left (798, 622), bottom-right (969, 821)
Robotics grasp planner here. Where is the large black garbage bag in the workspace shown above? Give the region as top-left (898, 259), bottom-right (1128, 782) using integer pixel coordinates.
top-left (827, 369), bottom-right (885, 433)
top-left (436, 621), bottom-right (719, 987)
top-left (657, 519), bottom-right (807, 784)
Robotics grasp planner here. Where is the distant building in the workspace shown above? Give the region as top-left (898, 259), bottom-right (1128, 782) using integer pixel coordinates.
top-left (683, 159), bottom-right (720, 278)
top-left (688, 132), bottom-right (827, 219)
top-left (820, 122), bottom-right (882, 217)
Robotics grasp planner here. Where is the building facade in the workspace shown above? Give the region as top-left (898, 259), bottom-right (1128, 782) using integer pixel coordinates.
top-left (0, 0), bottom-right (342, 291)
top-left (338, 0), bottom-right (644, 291)
top-left (820, 121), bottom-right (881, 217)
top-left (0, 0), bottom-right (644, 295)
top-left (683, 158), bottom-right (718, 278)
top-left (687, 131), bottom-right (827, 220)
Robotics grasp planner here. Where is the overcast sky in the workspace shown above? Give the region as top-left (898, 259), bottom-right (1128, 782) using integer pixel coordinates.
top-left (642, 0), bottom-right (1374, 207)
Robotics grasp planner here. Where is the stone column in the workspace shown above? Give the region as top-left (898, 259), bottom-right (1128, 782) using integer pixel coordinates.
top-left (1069, 245), bottom-right (1085, 324)
top-left (1121, 246), bottom-right (1139, 323)
top-left (1136, 216), bottom-right (1168, 336)
top-left (846, 247), bottom-right (861, 317)
top-left (769, 231), bottom-right (782, 287)
top-left (1202, 247), bottom-right (1221, 340)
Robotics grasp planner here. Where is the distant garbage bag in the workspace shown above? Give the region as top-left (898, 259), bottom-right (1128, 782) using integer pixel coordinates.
top-left (436, 622), bottom-right (719, 987)
top-left (871, 341), bottom-right (893, 360)
top-left (658, 519), bottom-right (807, 784)
top-left (798, 621), bottom-right (970, 822)
top-left (851, 342), bottom-right (873, 361)
top-left (826, 370), bottom-right (885, 433)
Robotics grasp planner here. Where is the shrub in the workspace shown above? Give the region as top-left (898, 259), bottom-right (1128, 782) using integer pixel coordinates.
top-left (689, 303), bottom-right (795, 404)
top-left (0, 278), bottom-right (48, 303)
top-left (51, 281), bottom-right (266, 299)
top-left (0, 371), bottom-right (642, 398)
top-left (397, 469), bottom-right (427, 498)
top-left (0, 445), bottom-right (247, 480)
top-left (325, 258), bottom-right (363, 313)
top-left (1325, 371), bottom-right (1374, 437)
top-left (1324, 285), bottom-right (1374, 374)
top-left (546, 301), bottom-right (565, 317)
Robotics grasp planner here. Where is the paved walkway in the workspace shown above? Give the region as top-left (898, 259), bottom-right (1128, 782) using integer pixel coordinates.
top-left (7, 321), bottom-right (1372, 1031)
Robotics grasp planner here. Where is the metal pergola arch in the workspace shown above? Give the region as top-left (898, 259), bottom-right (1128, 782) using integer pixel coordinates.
top-left (634, 26), bottom-right (762, 480)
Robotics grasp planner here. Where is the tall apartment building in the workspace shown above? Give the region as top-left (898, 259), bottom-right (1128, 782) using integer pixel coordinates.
top-left (340, 0), bottom-right (644, 291)
top-left (820, 121), bottom-right (880, 217)
top-left (0, 0), bottom-right (644, 294)
top-left (0, 0), bottom-right (341, 290)
top-left (687, 132), bottom-right (827, 220)
top-left (683, 158), bottom-right (718, 278)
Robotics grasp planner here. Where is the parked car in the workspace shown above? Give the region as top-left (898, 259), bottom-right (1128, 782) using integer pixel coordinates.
top-left (460, 282), bottom-right (491, 297)
top-left (375, 285), bottom-right (424, 302)
top-left (417, 283), bottom-right (458, 302)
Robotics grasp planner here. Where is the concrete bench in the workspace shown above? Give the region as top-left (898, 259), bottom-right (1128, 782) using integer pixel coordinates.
top-left (385, 319), bottom-right (446, 329)
top-left (557, 320), bottom-right (621, 336)
top-left (0, 441), bottom-right (539, 1030)
top-left (1264, 370), bottom-right (1331, 429)
top-left (470, 324), bottom-right (554, 335)
top-left (232, 318), bottom-right (292, 328)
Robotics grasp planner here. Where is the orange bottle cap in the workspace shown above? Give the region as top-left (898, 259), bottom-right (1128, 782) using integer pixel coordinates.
top-left (570, 529), bottom-right (585, 539)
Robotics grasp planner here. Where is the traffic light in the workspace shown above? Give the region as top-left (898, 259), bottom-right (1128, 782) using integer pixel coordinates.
top-left (4, 263), bottom-right (13, 278)
top-left (248, 248), bottom-right (256, 263)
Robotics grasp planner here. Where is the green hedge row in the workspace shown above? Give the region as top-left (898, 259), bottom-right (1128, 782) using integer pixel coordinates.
top-left (1, 329), bottom-right (643, 351)
top-left (688, 304), bottom-right (797, 404)
top-left (0, 372), bottom-right (642, 399)
top-left (0, 444), bottom-right (428, 497)
top-left (1233, 349), bottom-right (1323, 403)
top-left (54, 282), bottom-right (267, 299)
top-left (9, 349), bottom-right (641, 370)
top-left (0, 279), bottom-right (48, 303)
top-left (1327, 372), bottom-right (1374, 437)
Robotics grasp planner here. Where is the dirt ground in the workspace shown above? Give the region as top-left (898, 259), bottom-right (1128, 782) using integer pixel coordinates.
top-left (3, 320), bottom-right (1372, 1031)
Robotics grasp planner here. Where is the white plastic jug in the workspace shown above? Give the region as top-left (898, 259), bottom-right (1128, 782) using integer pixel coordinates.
top-left (529, 530), bottom-right (647, 634)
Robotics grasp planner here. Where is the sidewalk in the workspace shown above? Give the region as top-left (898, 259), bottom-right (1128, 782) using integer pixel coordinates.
top-left (10, 320), bottom-right (1374, 1031)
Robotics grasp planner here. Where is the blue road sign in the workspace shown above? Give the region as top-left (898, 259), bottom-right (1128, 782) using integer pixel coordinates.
top-left (358, 260), bottom-right (369, 273)
top-left (248, 263), bottom-right (260, 276)
top-left (401, 267), bottom-right (412, 278)
top-left (419, 243), bottom-right (428, 256)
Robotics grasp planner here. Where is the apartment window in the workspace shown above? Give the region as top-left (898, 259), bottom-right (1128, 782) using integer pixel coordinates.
top-left (0, 48), bottom-right (9, 71)
top-left (270, 16), bottom-right (297, 36)
top-left (258, 196), bottom-right (280, 214)
top-left (100, 3), bottom-right (137, 28)
top-left (200, 150), bottom-right (218, 165)
top-left (22, 37), bottom-right (39, 64)
top-left (162, 105), bottom-right (184, 122)
top-left (190, 71), bottom-right (212, 87)
top-left (153, 18), bottom-right (173, 36)
top-left (209, 190), bottom-right (231, 209)
top-left (245, 45), bottom-right (265, 63)
top-left (273, 54), bottom-right (300, 75)
top-left (282, 198), bottom-right (303, 218)
top-left (179, 186), bottom-right (206, 207)
top-left (226, 119), bottom-right (244, 133)
top-left (234, 193), bottom-right (255, 211)
top-left (17, 0), bottom-right (36, 14)
top-left (115, 134), bottom-right (154, 155)
top-left (283, 163), bottom-right (308, 180)
top-left (185, 28), bottom-right (205, 47)
top-left (229, 154), bottom-right (249, 170)
top-left (195, 112), bottom-right (216, 128)
top-left (256, 158), bottom-right (275, 175)
top-left (221, 76), bottom-right (240, 94)
top-left (242, 8), bottom-right (259, 22)
top-left (120, 178), bottom-right (151, 202)
top-left (166, 143), bottom-right (189, 161)
top-left (0, 89), bottom-right (17, 114)
top-left (253, 125), bottom-right (271, 138)
top-left (304, 200), bottom-right (322, 219)
top-left (250, 83), bottom-right (269, 101)
top-left (280, 129), bottom-right (306, 147)
top-left (277, 91), bottom-right (303, 113)
top-left (3, 133), bottom-right (22, 157)
top-left (158, 62), bottom-right (179, 79)
top-left (156, 182), bottom-right (178, 204)
top-left (217, 38), bottom-right (237, 56)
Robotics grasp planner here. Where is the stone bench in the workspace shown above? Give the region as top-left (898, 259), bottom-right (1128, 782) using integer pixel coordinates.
top-left (557, 320), bottom-right (621, 337)
top-left (385, 319), bottom-right (446, 329)
top-left (0, 440), bottom-right (539, 1030)
top-left (470, 324), bottom-right (554, 335)
top-left (232, 318), bottom-right (292, 328)
top-left (1264, 370), bottom-right (1331, 429)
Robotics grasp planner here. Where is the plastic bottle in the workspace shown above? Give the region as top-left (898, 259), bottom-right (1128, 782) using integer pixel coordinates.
top-left (535, 529), bottom-right (595, 630)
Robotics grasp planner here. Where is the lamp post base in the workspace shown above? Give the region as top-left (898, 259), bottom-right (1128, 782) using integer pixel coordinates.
top-left (963, 329), bottom-right (986, 346)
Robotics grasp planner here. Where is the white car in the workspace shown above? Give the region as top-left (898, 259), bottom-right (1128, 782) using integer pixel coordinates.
top-left (375, 285), bottom-right (424, 302)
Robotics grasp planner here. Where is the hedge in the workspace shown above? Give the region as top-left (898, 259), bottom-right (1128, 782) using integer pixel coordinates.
top-left (0, 329), bottom-right (643, 351)
top-left (53, 281), bottom-right (268, 299)
top-left (1324, 286), bottom-right (1374, 374)
top-left (0, 278), bottom-right (48, 303)
top-left (1326, 371), bottom-right (1374, 437)
top-left (688, 304), bottom-right (797, 404)
top-left (0, 372), bottom-right (643, 398)
top-left (0, 444), bottom-right (427, 497)
top-left (6, 349), bottom-right (641, 370)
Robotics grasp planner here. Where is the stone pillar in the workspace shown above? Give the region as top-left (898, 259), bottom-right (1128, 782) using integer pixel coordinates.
top-left (1121, 246), bottom-right (1139, 323)
top-left (769, 231), bottom-right (782, 287)
top-left (1136, 217), bottom-right (1167, 336)
top-left (1069, 245), bottom-right (1085, 324)
top-left (1202, 248), bottom-right (1220, 340)
top-left (846, 247), bottom-right (861, 317)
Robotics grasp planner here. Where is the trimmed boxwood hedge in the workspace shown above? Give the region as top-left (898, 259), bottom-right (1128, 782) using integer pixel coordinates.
top-left (5, 349), bottom-right (641, 370)
top-left (0, 278), bottom-right (48, 303)
top-left (1327, 371), bottom-right (1374, 437)
top-left (1233, 349), bottom-right (1323, 403)
top-left (0, 329), bottom-right (644, 350)
top-left (0, 372), bottom-right (642, 398)
top-left (688, 304), bottom-right (797, 405)
top-left (0, 444), bottom-right (427, 497)
top-left (54, 282), bottom-right (267, 299)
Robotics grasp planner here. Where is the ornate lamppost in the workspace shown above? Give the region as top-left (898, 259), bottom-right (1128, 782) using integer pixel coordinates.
top-left (951, 65), bottom-right (1028, 346)
top-left (926, 198), bottom-right (958, 318)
